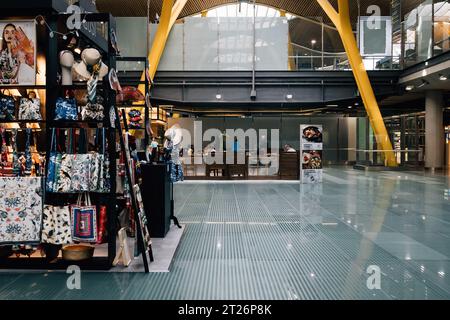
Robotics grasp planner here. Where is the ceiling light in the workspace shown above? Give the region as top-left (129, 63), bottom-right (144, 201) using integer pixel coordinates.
top-left (286, 94), bottom-right (293, 100)
top-left (405, 85), bottom-right (414, 91)
top-left (216, 94), bottom-right (222, 100)
top-left (311, 39), bottom-right (317, 45)
top-left (439, 74), bottom-right (448, 81)
top-left (326, 104), bottom-right (338, 107)
top-left (348, 106), bottom-right (352, 109)
top-left (354, 102), bottom-right (359, 106)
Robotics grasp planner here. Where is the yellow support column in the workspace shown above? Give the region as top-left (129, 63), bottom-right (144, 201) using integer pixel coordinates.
top-left (317, 0), bottom-right (397, 166)
top-left (138, 0), bottom-right (188, 93)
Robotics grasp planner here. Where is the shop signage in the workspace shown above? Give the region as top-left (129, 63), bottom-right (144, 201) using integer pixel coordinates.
top-left (300, 125), bottom-right (323, 183)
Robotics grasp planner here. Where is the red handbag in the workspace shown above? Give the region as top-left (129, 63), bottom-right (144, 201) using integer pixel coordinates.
top-left (96, 205), bottom-right (107, 244)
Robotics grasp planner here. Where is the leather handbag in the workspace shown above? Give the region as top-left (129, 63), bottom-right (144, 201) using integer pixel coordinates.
top-left (18, 98), bottom-right (42, 120)
top-left (71, 193), bottom-right (97, 243)
top-left (54, 97), bottom-right (78, 120)
top-left (0, 91), bottom-right (15, 120)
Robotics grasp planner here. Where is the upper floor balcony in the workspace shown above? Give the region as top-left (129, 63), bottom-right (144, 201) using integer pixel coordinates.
top-left (116, 0), bottom-right (449, 74)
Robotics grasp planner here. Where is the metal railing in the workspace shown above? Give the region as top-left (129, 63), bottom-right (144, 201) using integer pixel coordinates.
top-left (288, 55), bottom-right (401, 71)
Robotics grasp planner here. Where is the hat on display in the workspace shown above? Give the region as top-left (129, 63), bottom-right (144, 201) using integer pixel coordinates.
top-left (164, 125), bottom-right (183, 146)
top-left (74, 48), bottom-right (109, 80)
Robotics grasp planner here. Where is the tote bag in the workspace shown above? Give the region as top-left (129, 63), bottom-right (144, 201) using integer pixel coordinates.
top-left (71, 193), bottom-right (97, 243)
top-left (41, 205), bottom-right (72, 245)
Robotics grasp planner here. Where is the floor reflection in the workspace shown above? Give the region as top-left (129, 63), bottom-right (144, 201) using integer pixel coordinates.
top-left (0, 167), bottom-right (449, 299)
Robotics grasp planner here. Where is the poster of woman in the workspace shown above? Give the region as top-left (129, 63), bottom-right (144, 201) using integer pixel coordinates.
top-left (0, 21), bottom-right (36, 85)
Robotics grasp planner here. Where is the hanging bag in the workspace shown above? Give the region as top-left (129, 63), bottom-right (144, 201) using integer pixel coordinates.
top-left (0, 90), bottom-right (16, 120)
top-left (41, 205), bottom-right (72, 245)
top-left (0, 177), bottom-right (43, 245)
top-left (18, 97), bottom-right (42, 120)
top-left (46, 129), bottom-right (60, 192)
top-left (70, 129), bottom-right (90, 192)
top-left (54, 91), bottom-right (78, 121)
top-left (71, 193), bottom-right (97, 243)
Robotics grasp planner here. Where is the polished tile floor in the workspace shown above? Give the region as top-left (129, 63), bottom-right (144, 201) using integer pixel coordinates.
top-left (1, 167), bottom-right (449, 300)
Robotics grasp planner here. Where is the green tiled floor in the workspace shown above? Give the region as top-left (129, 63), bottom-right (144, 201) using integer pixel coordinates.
top-left (1, 168), bottom-right (449, 300)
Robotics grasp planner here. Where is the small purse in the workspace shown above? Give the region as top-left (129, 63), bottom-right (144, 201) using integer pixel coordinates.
top-left (0, 92), bottom-right (15, 120)
top-left (71, 193), bottom-right (97, 243)
top-left (18, 98), bottom-right (42, 120)
top-left (55, 97), bottom-right (78, 120)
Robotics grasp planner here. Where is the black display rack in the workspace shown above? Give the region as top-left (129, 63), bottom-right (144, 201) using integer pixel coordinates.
top-left (0, 2), bottom-right (124, 270)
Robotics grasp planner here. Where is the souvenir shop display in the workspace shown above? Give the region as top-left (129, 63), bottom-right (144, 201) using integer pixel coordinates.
top-left (0, 7), bottom-right (125, 271)
top-left (0, 5), bottom-right (156, 272)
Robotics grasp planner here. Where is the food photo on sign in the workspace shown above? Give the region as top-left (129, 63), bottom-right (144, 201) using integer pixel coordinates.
top-left (301, 126), bottom-right (323, 144)
top-left (302, 150), bottom-right (323, 170)
top-left (0, 20), bottom-right (36, 85)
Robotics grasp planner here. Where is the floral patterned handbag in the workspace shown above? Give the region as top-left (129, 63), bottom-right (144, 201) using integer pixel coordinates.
top-left (0, 91), bottom-right (15, 120)
top-left (18, 98), bottom-right (42, 120)
top-left (54, 97), bottom-right (78, 121)
top-left (0, 177), bottom-right (43, 245)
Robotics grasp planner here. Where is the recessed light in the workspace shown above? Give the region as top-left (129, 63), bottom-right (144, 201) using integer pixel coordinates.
top-left (286, 94), bottom-right (293, 100)
top-left (348, 106), bottom-right (352, 109)
top-left (216, 94), bottom-right (222, 100)
top-left (405, 85), bottom-right (414, 91)
top-left (439, 74), bottom-right (448, 81)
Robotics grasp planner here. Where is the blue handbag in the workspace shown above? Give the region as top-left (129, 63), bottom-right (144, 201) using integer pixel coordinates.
top-left (54, 97), bottom-right (78, 121)
top-left (0, 93), bottom-right (15, 120)
top-left (46, 129), bottom-right (58, 192)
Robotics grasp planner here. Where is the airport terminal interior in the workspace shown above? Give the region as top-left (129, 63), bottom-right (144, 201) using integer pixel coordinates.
top-left (0, 0), bottom-right (449, 300)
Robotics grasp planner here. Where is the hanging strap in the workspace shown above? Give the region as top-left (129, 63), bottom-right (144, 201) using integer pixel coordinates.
top-left (102, 128), bottom-right (106, 155)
